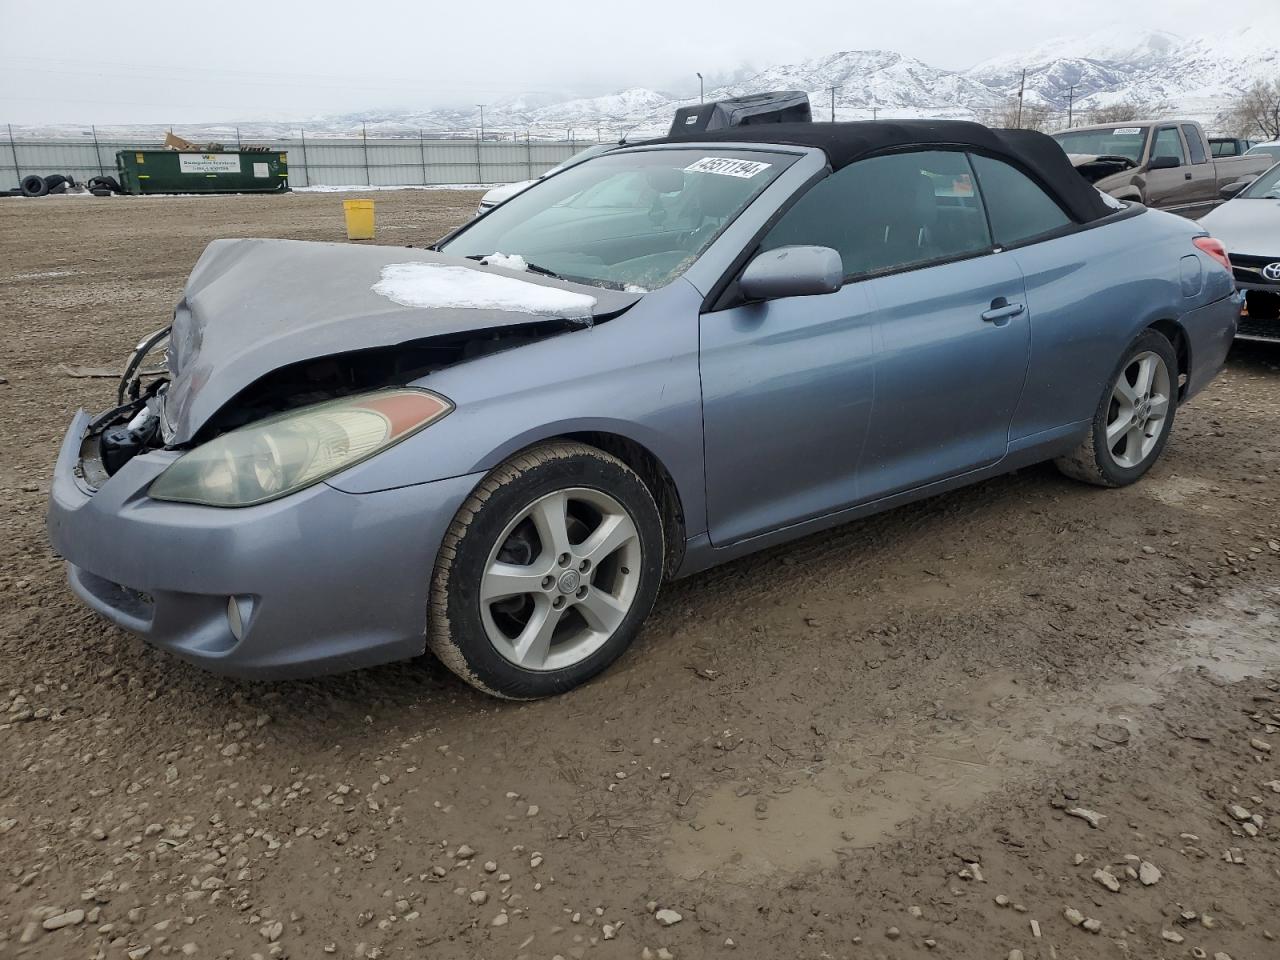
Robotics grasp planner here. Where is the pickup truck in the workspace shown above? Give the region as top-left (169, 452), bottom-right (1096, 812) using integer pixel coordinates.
top-left (1209, 137), bottom-right (1255, 157)
top-left (1051, 121), bottom-right (1273, 218)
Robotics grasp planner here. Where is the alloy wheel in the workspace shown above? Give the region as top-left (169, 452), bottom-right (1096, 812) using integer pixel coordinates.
top-left (479, 487), bottom-right (642, 671)
top-left (1106, 350), bottom-right (1172, 469)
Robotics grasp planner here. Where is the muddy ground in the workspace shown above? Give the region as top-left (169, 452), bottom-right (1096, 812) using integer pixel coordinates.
top-left (1, 189), bottom-right (1279, 960)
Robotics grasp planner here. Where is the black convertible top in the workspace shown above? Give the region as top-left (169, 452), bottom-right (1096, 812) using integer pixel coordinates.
top-left (652, 119), bottom-right (1114, 224)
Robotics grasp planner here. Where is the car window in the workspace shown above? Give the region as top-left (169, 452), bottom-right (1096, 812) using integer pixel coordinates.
top-left (565, 171), bottom-right (659, 209)
top-left (1240, 164), bottom-right (1280, 200)
top-left (441, 148), bottom-right (794, 291)
top-left (1246, 145), bottom-right (1280, 162)
top-left (1181, 126), bottom-right (1207, 164)
top-left (1152, 127), bottom-right (1186, 164)
top-left (1211, 140), bottom-right (1238, 157)
top-left (758, 150), bottom-right (992, 278)
top-left (969, 154), bottom-right (1073, 247)
top-left (1053, 127), bottom-right (1148, 163)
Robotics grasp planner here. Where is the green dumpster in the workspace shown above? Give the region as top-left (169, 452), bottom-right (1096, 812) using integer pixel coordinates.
top-left (115, 149), bottom-right (289, 195)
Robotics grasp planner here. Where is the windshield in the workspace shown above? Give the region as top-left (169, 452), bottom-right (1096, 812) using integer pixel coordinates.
top-left (1240, 164), bottom-right (1280, 199)
top-left (1053, 127), bottom-right (1149, 163)
top-left (542, 143), bottom-right (617, 178)
top-left (1246, 145), bottom-right (1280, 162)
top-left (441, 147), bottom-right (795, 290)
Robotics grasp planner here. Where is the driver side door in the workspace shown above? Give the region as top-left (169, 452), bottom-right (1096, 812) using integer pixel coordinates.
top-left (699, 150), bottom-right (1028, 547)
top-left (1145, 125), bottom-right (1194, 212)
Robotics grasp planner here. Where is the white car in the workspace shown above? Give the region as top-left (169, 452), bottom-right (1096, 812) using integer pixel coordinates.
top-left (475, 143), bottom-right (621, 216)
top-left (1245, 141), bottom-right (1280, 165)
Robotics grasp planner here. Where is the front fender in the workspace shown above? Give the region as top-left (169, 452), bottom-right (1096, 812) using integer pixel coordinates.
top-left (324, 281), bottom-right (709, 537)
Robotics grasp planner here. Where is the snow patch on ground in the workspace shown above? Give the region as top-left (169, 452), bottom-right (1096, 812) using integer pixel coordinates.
top-left (373, 262), bottom-right (596, 319)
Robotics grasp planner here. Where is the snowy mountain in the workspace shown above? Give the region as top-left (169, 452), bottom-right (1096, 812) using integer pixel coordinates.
top-left (966, 26), bottom-right (1280, 114)
top-left (708, 49), bottom-right (1000, 116)
top-left (18, 27), bottom-right (1279, 141)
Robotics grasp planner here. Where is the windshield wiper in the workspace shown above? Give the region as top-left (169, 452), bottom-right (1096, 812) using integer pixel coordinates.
top-left (522, 261), bottom-right (563, 280)
top-left (466, 254), bottom-right (564, 281)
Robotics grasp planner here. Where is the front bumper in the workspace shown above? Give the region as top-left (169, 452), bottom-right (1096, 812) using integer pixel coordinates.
top-left (47, 410), bottom-right (482, 679)
top-left (1231, 256), bottom-right (1280, 342)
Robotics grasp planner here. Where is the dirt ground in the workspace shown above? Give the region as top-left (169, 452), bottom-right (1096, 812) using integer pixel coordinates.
top-left (1, 189), bottom-right (1279, 960)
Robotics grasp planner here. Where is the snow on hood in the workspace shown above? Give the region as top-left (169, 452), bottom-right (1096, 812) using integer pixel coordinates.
top-left (373, 261), bottom-right (596, 318)
top-left (160, 238), bottom-right (637, 445)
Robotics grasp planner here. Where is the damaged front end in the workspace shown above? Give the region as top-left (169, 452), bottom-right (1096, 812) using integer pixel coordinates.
top-left (76, 238), bottom-right (640, 489)
top-left (79, 327), bottom-right (173, 490)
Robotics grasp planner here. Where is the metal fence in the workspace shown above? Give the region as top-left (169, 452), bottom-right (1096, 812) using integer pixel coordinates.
top-left (2, 132), bottom-right (594, 190)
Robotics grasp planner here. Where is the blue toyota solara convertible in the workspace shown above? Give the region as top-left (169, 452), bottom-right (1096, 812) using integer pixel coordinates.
top-left (48, 120), bottom-right (1239, 698)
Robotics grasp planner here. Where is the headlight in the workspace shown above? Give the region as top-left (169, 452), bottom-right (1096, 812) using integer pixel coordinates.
top-left (149, 388), bottom-right (452, 507)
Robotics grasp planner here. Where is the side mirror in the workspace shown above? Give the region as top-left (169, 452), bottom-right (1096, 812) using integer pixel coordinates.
top-left (1147, 155), bottom-right (1182, 171)
top-left (1220, 178), bottom-right (1254, 200)
top-left (739, 246), bottom-right (843, 301)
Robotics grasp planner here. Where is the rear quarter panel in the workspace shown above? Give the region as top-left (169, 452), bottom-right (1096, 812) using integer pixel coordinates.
top-left (1007, 208), bottom-right (1231, 441)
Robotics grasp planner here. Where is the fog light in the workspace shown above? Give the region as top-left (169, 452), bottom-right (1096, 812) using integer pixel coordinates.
top-left (226, 596), bottom-right (245, 641)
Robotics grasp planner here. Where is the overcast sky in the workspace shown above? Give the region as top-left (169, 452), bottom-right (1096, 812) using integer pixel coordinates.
top-left (2, 0), bottom-right (1277, 125)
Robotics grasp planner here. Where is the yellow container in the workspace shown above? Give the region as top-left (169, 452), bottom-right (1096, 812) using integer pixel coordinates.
top-left (343, 199), bottom-right (376, 240)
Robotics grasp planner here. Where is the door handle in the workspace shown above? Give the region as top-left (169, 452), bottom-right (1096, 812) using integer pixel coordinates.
top-left (1184, 172), bottom-right (1193, 180)
top-left (981, 299), bottom-right (1026, 324)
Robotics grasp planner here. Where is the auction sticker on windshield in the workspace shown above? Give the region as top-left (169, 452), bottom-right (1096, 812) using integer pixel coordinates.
top-left (684, 157), bottom-right (772, 178)
top-left (1113, 128), bottom-right (1142, 136)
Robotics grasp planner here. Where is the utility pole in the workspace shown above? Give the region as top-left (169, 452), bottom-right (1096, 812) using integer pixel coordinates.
top-left (872, 105), bottom-right (879, 121)
top-left (1016, 68), bottom-right (1027, 128)
top-left (828, 86), bottom-right (838, 123)
top-left (1066, 84), bottom-right (1077, 127)
top-left (697, 72), bottom-right (704, 104)
top-left (477, 104), bottom-right (486, 141)
top-left (7, 123), bottom-right (21, 182)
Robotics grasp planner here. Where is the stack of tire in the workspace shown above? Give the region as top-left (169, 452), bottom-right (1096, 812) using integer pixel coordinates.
top-left (85, 175), bottom-right (122, 197)
top-left (18, 174), bottom-right (74, 197)
top-left (5, 173), bottom-right (122, 197)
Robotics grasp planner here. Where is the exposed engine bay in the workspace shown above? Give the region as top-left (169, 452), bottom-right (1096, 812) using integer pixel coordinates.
top-left (83, 318), bottom-right (582, 487)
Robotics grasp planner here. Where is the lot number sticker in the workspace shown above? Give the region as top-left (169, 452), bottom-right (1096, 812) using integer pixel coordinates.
top-left (684, 157), bottom-right (772, 178)
top-left (178, 153), bottom-right (241, 174)
top-left (1112, 128), bottom-right (1142, 136)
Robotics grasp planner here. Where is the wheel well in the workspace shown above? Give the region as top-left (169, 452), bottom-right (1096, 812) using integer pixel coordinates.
top-left (560, 432), bottom-right (687, 579)
top-left (1148, 318), bottom-right (1190, 399)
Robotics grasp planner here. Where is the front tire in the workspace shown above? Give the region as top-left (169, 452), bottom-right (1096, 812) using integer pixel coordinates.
top-left (428, 442), bottom-right (664, 699)
top-left (1056, 329), bottom-right (1178, 487)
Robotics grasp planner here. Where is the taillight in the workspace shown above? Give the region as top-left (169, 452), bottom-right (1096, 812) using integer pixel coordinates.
top-left (1194, 236), bottom-right (1231, 272)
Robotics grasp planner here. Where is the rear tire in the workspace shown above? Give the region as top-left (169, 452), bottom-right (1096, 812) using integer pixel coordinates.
top-left (1055, 329), bottom-right (1178, 487)
top-left (428, 442), bottom-right (664, 699)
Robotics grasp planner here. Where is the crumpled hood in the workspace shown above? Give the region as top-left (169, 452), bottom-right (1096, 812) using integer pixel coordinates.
top-left (161, 238), bottom-right (638, 445)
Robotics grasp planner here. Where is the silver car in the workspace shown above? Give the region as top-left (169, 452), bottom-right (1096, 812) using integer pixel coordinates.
top-left (48, 121), bottom-right (1240, 698)
top-left (1201, 161), bottom-right (1280, 341)
top-left (475, 143), bottom-right (621, 216)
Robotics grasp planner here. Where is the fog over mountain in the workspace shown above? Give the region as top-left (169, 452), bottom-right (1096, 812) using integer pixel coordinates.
top-left (15, 27), bottom-right (1278, 140)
